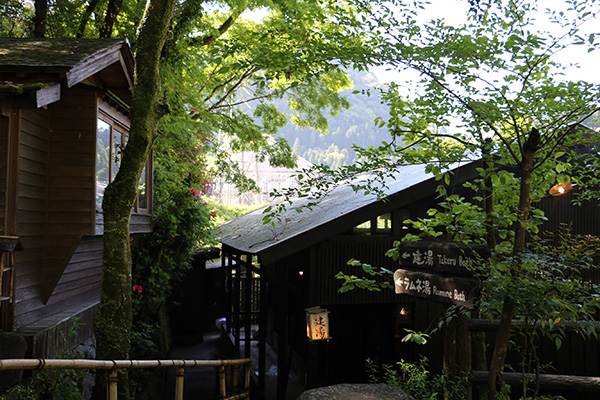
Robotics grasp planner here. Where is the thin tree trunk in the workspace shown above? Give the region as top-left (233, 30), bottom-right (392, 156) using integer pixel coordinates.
top-left (487, 128), bottom-right (540, 398)
top-left (100, 0), bottom-right (124, 38)
top-left (77, 0), bottom-right (102, 38)
top-left (473, 138), bottom-right (495, 400)
top-left (33, 0), bottom-right (47, 37)
top-left (92, 0), bottom-right (177, 398)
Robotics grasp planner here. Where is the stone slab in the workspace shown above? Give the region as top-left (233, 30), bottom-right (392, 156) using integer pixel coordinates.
top-left (297, 383), bottom-right (413, 400)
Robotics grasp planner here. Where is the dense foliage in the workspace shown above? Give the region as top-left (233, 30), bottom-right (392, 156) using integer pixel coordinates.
top-left (267, 0), bottom-right (600, 398)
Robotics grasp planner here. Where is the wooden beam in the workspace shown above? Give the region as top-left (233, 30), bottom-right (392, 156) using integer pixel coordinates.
top-left (472, 371), bottom-right (600, 391)
top-left (36, 83), bottom-right (60, 108)
top-left (469, 319), bottom-right (600, 332)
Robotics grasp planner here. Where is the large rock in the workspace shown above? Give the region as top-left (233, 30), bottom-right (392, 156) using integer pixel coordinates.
top-left (297, 383), bottom-right (413, 400)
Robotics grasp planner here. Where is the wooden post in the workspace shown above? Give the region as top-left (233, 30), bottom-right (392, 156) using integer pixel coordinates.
top-left (175, 367), bottom-right (184, 400)
top-left (218, 366), bottom-right (227, 399)
top-left (244, 365), bottom-right (251, 391)
top-left (108, 370), bottom-right (119, 400)
top-left (233, 365), bottom-right (239, 389)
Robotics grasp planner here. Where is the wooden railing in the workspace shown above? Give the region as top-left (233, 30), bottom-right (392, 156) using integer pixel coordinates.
top-left (0, 357), bottom-right (252, 400)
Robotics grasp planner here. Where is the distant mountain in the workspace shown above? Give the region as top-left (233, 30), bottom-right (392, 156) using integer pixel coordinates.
top-left (276, 69), bottom-right (391, 169)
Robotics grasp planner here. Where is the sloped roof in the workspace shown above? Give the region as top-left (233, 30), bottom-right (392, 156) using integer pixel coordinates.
top-left (0, 38), bottom-right (134, 107)
top-left (217, 159), bottom-right (480, 264)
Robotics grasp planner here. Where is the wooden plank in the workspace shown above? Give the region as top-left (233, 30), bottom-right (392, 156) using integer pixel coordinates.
top-left (48, 153), bottom-right (94, 166)
top-left (66, 50), bottom-right (121, 87)
top-left (397, 241), bottom-right (490, 276)
top-left (36, 84), bottom-right (61, 108)
top-left (20, 108), bottom-right (50, 129)
top-left (18, 158), bottom-right (47, 175)
top-left (393, 268), bottom-right (479, 307)
top-left (48, 176), bottom-right (93, 189)
top-left (19, 145), bottom-right (47, 165)
top-left (18, 131), bottom-right (48, 153)
top-left (48, 140), bottom-right (93, 154)
top-left (469, 318), bottom-right (600, 332)
top-left (17, 183), bottom-right (47, 200)
top-left (47, 187), bottom-right (92, 201)
top-left (471, 370), bottom-right (600, 391)
top-left (13, 288), bottom-right (98, 330)
top-left (47, 213), bottom-right (93, 224)
top-left (17, 197), bottom-right (46, 212)
top-left (0, 236), bottom-right (22, 252)
top-left (17, 223), bottom-right (47, 237)
top-left (48, 165), bottom-right (94, 178)
top-left (19, 170), bottom-right (46, 188)
top-left (47, 200), bottom-right (92, 213)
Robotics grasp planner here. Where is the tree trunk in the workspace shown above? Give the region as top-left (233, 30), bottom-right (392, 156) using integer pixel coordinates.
top-left (474, 138), bottom-right (495, 400)
top-left (33, 0), bottom-right (47, 37)
top-left (77, 0), bottom-right (102, 38)
top-left (100, 0), bottom-right (124, 38)
top-left (487, 127), bottom-right (540, 398)
top-left (92, 0), bottom-right (177, 398)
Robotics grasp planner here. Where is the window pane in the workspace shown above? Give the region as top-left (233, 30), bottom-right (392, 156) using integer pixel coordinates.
top-left (96, 119), bottom-right (111, 206)
top-left (112, 129), bottom-right (123, 180)
top-left (138, 166), bottom-right (147, 209)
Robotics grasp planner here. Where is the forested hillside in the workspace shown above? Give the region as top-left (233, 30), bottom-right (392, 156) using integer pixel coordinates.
top-left (276, 69), bottom-right (390, 168)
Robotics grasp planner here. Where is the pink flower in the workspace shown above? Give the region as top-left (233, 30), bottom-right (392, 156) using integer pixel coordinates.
top-left (190, 188), bottom-right (199, 197)
top-left (133, 285), bottom-right (143, 294)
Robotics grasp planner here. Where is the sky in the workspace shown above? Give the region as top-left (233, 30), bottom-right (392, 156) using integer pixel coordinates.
top-left (372, 0), bottom-right (600, 85)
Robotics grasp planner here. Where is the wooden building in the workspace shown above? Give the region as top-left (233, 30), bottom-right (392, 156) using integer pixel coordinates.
top-left (217, 152), bottom-right (600, 399)
top-left (217, 160), bottom-right (481, 398)
top-left (0, 38), bottom-right (152, 358)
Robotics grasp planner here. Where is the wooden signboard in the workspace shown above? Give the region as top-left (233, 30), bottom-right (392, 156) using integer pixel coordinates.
top-left (393, 269), bottom-right (479, 307)
top-left (397, 241), bottom-right (490, 276)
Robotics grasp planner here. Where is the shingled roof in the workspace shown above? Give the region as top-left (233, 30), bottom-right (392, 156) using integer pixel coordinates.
top-left (0, 38), bottom-right (134, 107)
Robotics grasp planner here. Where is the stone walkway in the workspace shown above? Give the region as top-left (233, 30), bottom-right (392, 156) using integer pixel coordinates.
top-left (162, 330), bottom-right (237, 399)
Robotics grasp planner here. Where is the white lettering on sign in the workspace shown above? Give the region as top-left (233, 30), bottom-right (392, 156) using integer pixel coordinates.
top-left (393, 269), bottom-right (478, 307)
top-left (432, 285), bottom-right (453, 299)
top-left (454, 289), bottom-right (466, 302)
top-left (437, 254), bottom-right (457, 266)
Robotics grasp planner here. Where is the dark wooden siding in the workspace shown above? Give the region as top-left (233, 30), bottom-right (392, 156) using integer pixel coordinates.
top-left (14, 107), bottom-right (50, 329)
top-left (14, 235), bottom-right (103, 329)
top-left (42, 87), bottom-right (97, 302)
top-left (14, 87), bottom-right (101, 329)
top-left (0, 116), bottom-right (7, 234)
top-left (310, 236), bottom-right (398, 305)
top-left (46, 236), bottom-right (102, 309)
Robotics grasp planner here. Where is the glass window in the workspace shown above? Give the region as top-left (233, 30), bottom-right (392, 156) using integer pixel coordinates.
top-left (96, 114), bottom-right (150, 213)
top-left (96, 119), bottom-right (111, 206)
top-left (138, 166), bottom-right (148, 210)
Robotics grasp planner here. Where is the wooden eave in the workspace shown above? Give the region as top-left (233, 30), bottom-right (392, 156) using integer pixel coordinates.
top-left (0, 39), bottom-right (134, 108)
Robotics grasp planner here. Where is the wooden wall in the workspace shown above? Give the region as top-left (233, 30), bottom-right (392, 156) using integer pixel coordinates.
top-left (0, 116), bottom-right (7, 234)
top-left (14, 105), bottom-right (51, 329)
top-left (44, 86), bottom-right (97, 302)
top-left (13, 86), bottom-right (100, 330)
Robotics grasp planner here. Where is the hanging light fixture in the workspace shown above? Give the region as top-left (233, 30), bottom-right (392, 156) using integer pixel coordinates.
top-left (305, 306), bottom-right (332, 341)
top-left (549, 182), bottom-right (574, 196)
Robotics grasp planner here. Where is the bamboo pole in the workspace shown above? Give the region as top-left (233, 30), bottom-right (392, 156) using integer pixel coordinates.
top-left (0, 358), bottom-right (251, 370)
top-left (175, 367), bottom-right (184, 400)
top-left (108, 370), bottom-right (119, 400)
top-left (0, 358), bottom-right (252, 400)
top-left (219, 365), bottom-right (227, 398)
top-left (233, 365), bottom-right (239, 389)
top-left (244, 365), bottom-right (251, 390)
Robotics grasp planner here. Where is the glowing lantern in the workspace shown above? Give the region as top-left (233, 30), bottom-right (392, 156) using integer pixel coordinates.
top-left (549, 182), bottom-right (573, 196)
top-left (305, 307), bottom-right (332, 341)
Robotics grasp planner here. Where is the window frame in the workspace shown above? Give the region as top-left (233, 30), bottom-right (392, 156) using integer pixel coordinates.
top-left (96, 102), bottom-right (152, 215)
